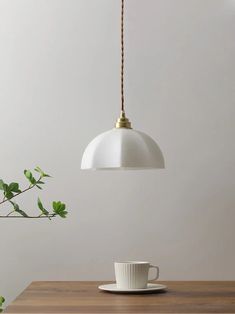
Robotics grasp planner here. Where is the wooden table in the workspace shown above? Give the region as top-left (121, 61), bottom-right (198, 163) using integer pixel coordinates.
top-left (4, 281), bottom-right (235, 313)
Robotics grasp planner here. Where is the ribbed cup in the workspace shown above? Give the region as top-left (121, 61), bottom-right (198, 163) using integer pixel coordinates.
top-left (115, 261), bottom-right (150, 289)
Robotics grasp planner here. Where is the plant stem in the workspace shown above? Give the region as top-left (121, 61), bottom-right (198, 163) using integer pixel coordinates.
top-left (0, 214), bottom-right (56, 219)
top-left (6, 210), bottom-right (15, 216)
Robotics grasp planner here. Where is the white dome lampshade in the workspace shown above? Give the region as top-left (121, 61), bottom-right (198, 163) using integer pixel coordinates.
top-left (81, 112), bottom-right (165, 170)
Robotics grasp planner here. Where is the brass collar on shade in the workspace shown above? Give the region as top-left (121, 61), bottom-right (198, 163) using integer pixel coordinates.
top-left (115, 111), bottom-right (132, 129)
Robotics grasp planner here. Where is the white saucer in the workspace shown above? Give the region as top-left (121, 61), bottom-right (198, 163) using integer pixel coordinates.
top-left (98, 283), bottom-right (167, 294)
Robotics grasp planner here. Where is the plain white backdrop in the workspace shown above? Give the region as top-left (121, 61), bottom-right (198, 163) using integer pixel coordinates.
top-left (0, 0), bottom-right (235, 305)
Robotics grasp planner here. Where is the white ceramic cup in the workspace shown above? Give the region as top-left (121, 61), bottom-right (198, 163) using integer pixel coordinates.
top-left (114, 261), bottom-right (160, 289)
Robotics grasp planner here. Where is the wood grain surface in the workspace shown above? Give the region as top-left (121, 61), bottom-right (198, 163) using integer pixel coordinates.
top-left (4, 281), bottom-right (235, 313)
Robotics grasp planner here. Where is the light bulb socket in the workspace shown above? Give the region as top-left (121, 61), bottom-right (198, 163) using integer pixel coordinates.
top-left (115, 111), bottom-right (132, 129)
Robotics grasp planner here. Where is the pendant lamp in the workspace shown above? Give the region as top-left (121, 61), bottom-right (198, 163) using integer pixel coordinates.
top-left (81, 0), bottom-right (165, 170)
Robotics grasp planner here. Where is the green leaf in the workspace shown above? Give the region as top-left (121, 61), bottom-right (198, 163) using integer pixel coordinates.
top-left (24, 170), bottom-right (32, 179)
top-left (2, 183), bottom-right (8, 192)
top-left (36, 185), bottom-right (42, 190)
top-left (11, 202), bottom-right (28, 217)
top-left (34, 166), bottom-right (44, 174)
top-left (24, 170), bottom-right (36, 185)
top-left (9, 182), bottom-right (21, 193)
top-left (0, 180), bottom-right (4, 190)
top-left (43, 174), bottom-right (51, 178)
top-left (30, 177), bottom-right (36, 184)
top-left (52, 201), bottom-right (68, 218)
top-left (15, 208), bottom-right (28, 217)
top-left (4, 191), bottom-right (14, 199)
top-left (37, 181), bottom-right (45, 185)
top-left (42, 208), bottom-right (49, 215)
top-left (34, 166), bottom-right (51, 178)
top-left (37, 197), bottom-right (44, 211)
top-left (53, 201), bottom-right (59, 211)
top-left (2, 183), bottom-right (15, 199)
top-left (0, 296), bottom-right (5, 307)
top-left (57, 210), bottom-right (68, 218)
top-left (37, 198), bottom-right (49, 215)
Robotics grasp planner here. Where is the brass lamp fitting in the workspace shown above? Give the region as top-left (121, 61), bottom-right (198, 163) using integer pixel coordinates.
top-left (115, 111), bottom-right (132, 129)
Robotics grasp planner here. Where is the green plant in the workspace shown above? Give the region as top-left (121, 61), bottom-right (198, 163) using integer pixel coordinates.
top-left (0, 166), bottom-right (68, 219)
top-left (0, 167), bottom-right (69, 310)
top-left (0, 296), bottom-right (5, 312)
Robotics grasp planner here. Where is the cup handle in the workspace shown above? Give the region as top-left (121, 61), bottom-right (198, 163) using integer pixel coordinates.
top-left (148, 265), bottom-right (160, 281)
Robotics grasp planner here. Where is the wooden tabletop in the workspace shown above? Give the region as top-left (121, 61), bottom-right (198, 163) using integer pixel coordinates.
top-left (4, 281), bottom-right (235, 314)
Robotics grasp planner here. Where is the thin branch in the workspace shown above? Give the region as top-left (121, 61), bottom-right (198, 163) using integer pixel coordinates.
top-left (0, 214), bottom-right (56, 219)
top-left (6, 210), bottom-right (15, 217)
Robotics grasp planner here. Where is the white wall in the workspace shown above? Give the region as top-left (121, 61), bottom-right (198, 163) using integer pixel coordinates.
top-left (0, 0), bottom-right (235, 305)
